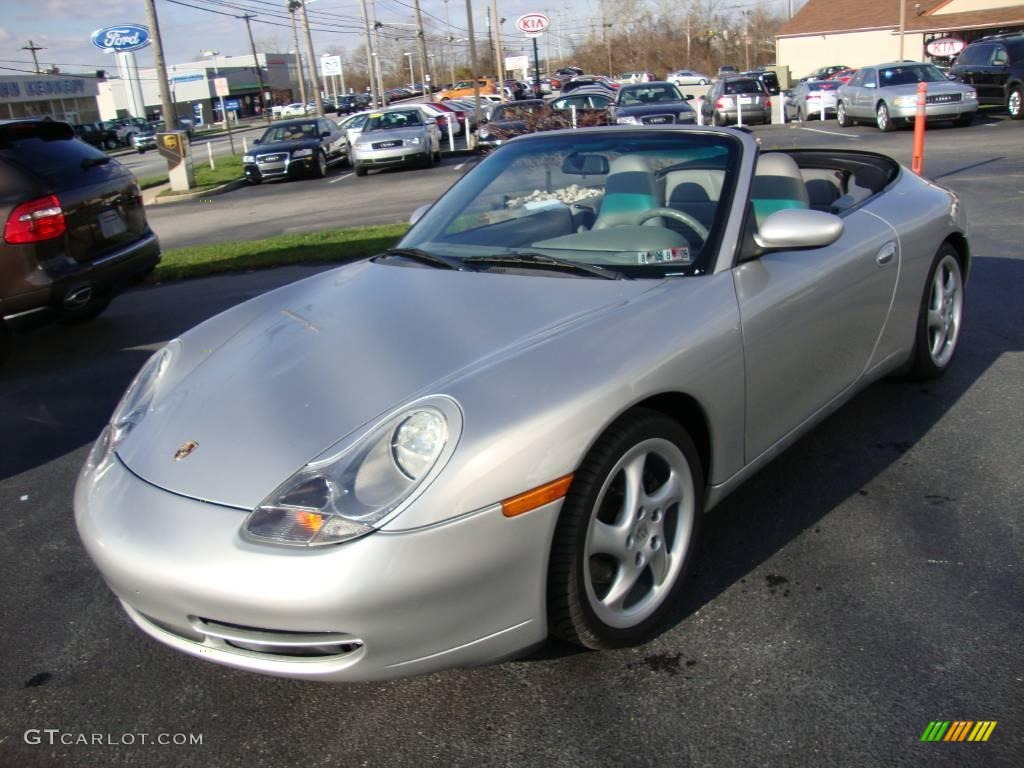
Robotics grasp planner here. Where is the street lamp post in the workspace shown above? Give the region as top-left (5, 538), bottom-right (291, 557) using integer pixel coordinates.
top-left (404, 52), bottom-right (415, 91)
top-left (202, 50), bottom-right (236, 154)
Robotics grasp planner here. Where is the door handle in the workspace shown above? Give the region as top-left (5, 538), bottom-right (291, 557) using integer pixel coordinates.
top-left (876, 242), bottom-right (897, 266)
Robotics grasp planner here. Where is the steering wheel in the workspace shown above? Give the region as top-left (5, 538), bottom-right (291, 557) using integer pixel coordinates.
top-left (634, 208), bottom-right (710, 241)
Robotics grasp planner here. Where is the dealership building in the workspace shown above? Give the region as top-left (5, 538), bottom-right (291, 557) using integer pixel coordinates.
top-left (97, 53), bottom-right (302, 125)
top-left (0, 74), bottom-right (103, 123)
top-left (776, 0), bottom-right (1024, 77)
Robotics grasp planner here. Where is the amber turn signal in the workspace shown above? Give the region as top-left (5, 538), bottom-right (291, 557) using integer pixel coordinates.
top-left (501, 474), bottom-right (574, 518)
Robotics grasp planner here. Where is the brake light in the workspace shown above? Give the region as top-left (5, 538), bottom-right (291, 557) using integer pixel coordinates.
top-left (716, 98), bottom-right (725, 109)
top-left (765, 98), bottom-right (772, 108)
top-left (4, 195), bottom-right (66, 244)
top-left (131, 181), bottom-right (143, 206)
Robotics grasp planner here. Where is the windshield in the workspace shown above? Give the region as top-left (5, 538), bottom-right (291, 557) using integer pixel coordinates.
top-left (260, 121), bottom-right (319, 142)
top-left (617, 84), bottom-right (685, 105)
top-left (399, 131), bottom-right (740, 278)
top-left (879, 65), bottom-right (947, 86)
top-left (364, 110), bottom-right (423, 131)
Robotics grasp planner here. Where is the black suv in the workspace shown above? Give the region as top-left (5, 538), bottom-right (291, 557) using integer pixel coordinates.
top-left (951, 34), bottom-right (1024, 119)
top-left (0, 120), bottom-right (161, 364)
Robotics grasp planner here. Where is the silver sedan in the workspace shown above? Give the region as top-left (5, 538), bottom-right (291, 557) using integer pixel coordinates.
top-left (76, 127), bottom-right (969, 683)
top-left (350, 107), bottom-right (441, 176)
top-left (837, 62), bottom-right (977, 131)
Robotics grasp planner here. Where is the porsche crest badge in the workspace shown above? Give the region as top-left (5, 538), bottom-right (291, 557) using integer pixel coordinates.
top-left (174, 440), bottom-right (199, 461)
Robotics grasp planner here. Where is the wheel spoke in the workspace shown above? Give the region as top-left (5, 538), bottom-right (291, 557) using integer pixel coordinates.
top-left (621, 453), bottom-right (647, 522)
top-left (601, 564), bottom-right (641, 612)
top-left (927, 307), bottom-right (944, 331)
top-left (589, 519), bottom-right (628, 560)
top-left (645, 470), bottom-right (683, 509)
top-left (649, 545), bottom-right (670, 586)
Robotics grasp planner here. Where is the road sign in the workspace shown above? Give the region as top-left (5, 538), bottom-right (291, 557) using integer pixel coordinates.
top-left (321, 55), bottom-right (343, 77)
top-left (505, 55), bottom-right (529, 71)
top-left (213, 77), bottom-right (229, 97)
top-left (516, 13), bottom-right (549, 38)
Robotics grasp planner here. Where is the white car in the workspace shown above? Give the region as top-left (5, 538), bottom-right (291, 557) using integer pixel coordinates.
top-left (668, 70), bottom-right (710, 86)
top-left (280, 103), bottom-right (310, 117)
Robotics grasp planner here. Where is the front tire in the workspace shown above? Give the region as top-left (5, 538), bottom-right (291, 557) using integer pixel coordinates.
top-left (953, 112), bottom-right (974, 127)
top-left (548, 410), bottom-right (703, 649)
top-left (1007, 86), bottom-right (1023, 119)
top-left (797, 106), bottom-right (806, 122)
top-left (354, 163), bottom-right (368, 177)
top-left (876, 101), bottom-right (894, 132)
top-left (312, 150), bottom-right (327, 178)
top-left (906, 244), bottom-right (965, 380)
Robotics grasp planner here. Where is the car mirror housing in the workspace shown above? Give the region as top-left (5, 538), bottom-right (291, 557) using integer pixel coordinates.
top-left (409, 204), bottom-right (431, 226)
top-left (753, 208), bottom-right (844, 252)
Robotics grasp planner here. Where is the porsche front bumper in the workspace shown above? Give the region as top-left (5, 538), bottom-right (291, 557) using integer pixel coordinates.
top-left (74, 456), bottom-right (555, 682)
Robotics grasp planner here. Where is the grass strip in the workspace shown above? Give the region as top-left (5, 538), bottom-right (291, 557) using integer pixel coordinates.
top-left (153, 223), bottom-right (410, 282)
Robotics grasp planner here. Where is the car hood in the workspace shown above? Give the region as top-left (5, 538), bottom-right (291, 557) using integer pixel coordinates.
top-left (357, 126), bottom-right (425, 144)
top-left (878, 81), bottom-right (970, 97)
top-left (615, 102), bottom-right (695, 116)
top-left (117, 261), bottom-right (653, 509)
top-left (251, 138), bottom-right (320, 154)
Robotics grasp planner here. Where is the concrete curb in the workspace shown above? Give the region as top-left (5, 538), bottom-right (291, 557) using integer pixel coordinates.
top-left (150, 178), bottom-right (247, 205)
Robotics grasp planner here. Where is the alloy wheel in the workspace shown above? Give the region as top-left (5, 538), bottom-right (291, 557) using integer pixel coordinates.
top-left (926, 253), bottom-right (964, 368)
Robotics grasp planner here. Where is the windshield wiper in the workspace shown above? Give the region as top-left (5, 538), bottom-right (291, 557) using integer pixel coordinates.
top-left (376, 247), bottom-right (473, 271)
top-left (465, 252), bottom-right (626, 280)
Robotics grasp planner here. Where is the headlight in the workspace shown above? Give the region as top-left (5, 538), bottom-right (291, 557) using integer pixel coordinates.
top-left (86, 341), bottom-right (178, 470)
top-left (243, 396), bottom-right (462, 546)
top-left (292, 148), bottom-right (313, 158)
top-left (965, 89), bottom-right (977, 100)
top-left (615, 115), bottom-right (639, 125)
top-left (894, 95), bottom-right (918, 108)
top-left (408, 137), bottom-right (421, 145)
top-left (242, 154), bottom-right (254, 163)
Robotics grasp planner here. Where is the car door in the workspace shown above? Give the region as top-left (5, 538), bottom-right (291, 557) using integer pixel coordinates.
top-left (733, 207), bottom-right (899, 460)
top-left (981, 44), bottom-right (1011, 103)
top-left (852, 68), bottom-right (876, 117)
top-left (954, 43), bottom-right (993, 97)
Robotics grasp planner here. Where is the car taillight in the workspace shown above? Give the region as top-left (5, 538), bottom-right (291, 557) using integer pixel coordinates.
top-left (765, 98), bottom-right (772, 108)
top-left (4, 195), bottom-right (66, 244)
top-left (716, 98), bottom-right (725, 109)
top-left (131, 181), bottom-right (143, 206)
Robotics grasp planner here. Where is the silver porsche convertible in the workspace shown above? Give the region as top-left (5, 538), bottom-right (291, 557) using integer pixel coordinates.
top-left (76, 127), bottom-right (968, 682)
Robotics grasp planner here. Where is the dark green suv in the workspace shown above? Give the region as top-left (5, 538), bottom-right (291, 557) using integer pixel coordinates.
top-left (951, 34), bottom-right (1024, 119)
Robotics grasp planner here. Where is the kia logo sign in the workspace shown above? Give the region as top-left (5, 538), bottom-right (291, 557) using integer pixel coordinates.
top-left (516, 13), bottom-right (550, 36)
top-left (925, 37), bottom-right (964, 58)
top-left (91, 24), bottom-right (151, 53)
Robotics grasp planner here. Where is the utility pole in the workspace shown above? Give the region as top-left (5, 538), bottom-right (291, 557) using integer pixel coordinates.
top-left (143, 0), bottom-right (175, 128)
top-left (287, 3), bottom-right (309, 107)
top-left (601, 1), bottom-right (612, 77)
top-left (465, 0), bottom-right (482, 127)
top-left (487, 9), bottom-right (496, 76)
top-left (412, 0), bottom-right (430, 93)
top-left (21, 40), bottom-right (45, 74)
top-left (241, 14), bottom-right (272, 124)
top-left (358, 0), bottom-right (379, 107)
top-left (444, 0), bottom-right (455, 84)
top-left (493, 0), bottom-right (505, 93)
top-left (297, 1), bottom-right (324, 115)
top-left (898, 0), bottom-right (906, 61)
top-left (370, 0), bottom-right (387, 105)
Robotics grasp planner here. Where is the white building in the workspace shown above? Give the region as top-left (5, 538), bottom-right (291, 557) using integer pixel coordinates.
top-left (776, 0), bottom-right (1024, 79)
top-left (0, 73), bottom-right (102, 123)
top-left (97, 53), bottom-right (303, 125)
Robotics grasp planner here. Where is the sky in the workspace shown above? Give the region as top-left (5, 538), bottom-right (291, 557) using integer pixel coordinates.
top-left (0, 0), bottom-right (801, 79)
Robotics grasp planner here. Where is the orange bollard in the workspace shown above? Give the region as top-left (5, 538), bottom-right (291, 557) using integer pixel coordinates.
top-left (912, 81), bottom-right (927, 175)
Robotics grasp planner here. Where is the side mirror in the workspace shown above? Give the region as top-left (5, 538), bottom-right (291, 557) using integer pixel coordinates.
top-left (253, 138), bottom-right (261, 144)
top-left (321, 131), bottom-right (331, 137)
top-left (409, 203), bottom-right (431, 226)
top-left (684, 94), bottom-right (695, 100)
top-left (753, 209), bottom-right (844, 251)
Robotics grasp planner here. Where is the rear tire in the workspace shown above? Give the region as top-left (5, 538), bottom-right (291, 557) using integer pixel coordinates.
top-left (836, 100), bottom-right (850, 127)
top-left (59, 292), bottom-right (112, 325)
top-left (1006, 86), bottom-right (1022, 119)
top-left (0, 321), bottom-right (11, 367)
top-left (906, 243), bottom-right (965, 380)
top-left (876, 101), bottom-right (894, 132)
top-left (797, 106), bottom-right (806, 122)
top-left (548, 410), bottom-right (703, 649)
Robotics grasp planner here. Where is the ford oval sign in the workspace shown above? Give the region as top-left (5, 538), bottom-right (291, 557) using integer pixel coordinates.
top-left (91, 25), bottom-right (151, 53)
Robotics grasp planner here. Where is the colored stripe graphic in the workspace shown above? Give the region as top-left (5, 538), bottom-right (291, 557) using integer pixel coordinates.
top-left (920, 721), bottom-right (997, 742)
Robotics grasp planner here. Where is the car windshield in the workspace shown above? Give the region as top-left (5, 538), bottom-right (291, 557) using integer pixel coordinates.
top-left (723, 79), bottom-right (762, 95)
top-left (808, 80), bottom-right (840, 91)
top-left (618, 84), bottom-right (685, 105)
top-left (879, 65), bottom-right (947, 86)
top-left (261, 121), bottom-right (319, 142)
top-left (399, 131), bottom-right (741, 278)
top-left (364, 110), bottom-right (423, 131)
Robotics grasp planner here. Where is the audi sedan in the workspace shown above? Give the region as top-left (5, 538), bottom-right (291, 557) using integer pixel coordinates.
top-left (77, 127), bottom-right (968, 683)
top-left (611, 82), bottom-right (697, 126)
top-left (837, 62), bottom-right (977, 131)
top-left (243, 118), bottom-right (348, 183)
top-left (350, 108), bottom-right (441, 176)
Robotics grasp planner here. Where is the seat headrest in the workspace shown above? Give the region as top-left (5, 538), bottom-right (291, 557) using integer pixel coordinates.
top-left (752, 153), bottom-right (810, 206)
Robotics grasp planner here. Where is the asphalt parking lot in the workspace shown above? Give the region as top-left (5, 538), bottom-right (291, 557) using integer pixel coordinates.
top-left (1, 114), bottom-right (1021, 767)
